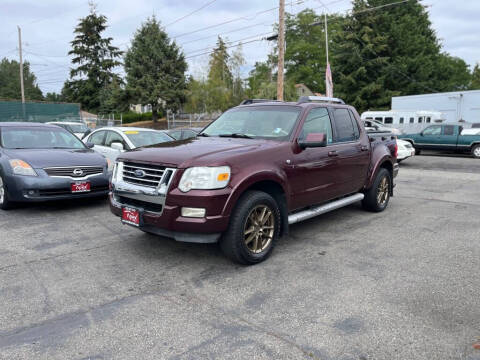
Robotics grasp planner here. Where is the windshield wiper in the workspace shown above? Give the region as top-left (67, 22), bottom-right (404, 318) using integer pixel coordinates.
top-left (218, 133), bottom-right (254, 139)
top-left (197, 133), bottom-right (210, 137)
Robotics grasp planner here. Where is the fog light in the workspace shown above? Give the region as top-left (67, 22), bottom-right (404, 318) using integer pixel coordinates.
top-left (28, 190), bottom-right (35, 195)
top-left (181, 207), bottom-right (206, 218)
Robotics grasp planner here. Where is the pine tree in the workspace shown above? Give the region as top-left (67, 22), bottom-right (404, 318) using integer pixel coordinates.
top-left (206, 37), bottom-right (233, 112)
top-left (0, 59), bottom-right (43, 100)
top-left (332, 0), bottom-right (470, 112)
top-left (62, 3), bottom-right (122, 112)
top-left (124, 16), bottom-right (187, 122)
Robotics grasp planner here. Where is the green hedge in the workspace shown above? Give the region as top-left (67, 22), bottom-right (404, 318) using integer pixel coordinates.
top-left (120, 110), bottom-right (165, 124)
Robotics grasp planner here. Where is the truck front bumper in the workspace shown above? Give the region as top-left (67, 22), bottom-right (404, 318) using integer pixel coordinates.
top-left (109, 181), bottom-right (231, 243)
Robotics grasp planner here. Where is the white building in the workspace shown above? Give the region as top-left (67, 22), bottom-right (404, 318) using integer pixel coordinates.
top-left (391, 90), bottom-right (480, 124)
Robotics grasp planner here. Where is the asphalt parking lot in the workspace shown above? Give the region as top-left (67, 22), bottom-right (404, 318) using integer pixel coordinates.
top-left (0, 154), bottom-right (479, 360)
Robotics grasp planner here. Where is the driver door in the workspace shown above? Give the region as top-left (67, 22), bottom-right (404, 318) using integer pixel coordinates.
top-left (104, 131), bottom-right (128, 162)
top-left (416, 125), bottom-right (442, 149)
top-left (289, 107), bottom-right (338, 209)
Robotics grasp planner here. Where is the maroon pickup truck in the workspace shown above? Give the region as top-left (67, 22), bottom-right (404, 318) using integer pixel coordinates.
top-left (110, 97), bottom-right (398, 264)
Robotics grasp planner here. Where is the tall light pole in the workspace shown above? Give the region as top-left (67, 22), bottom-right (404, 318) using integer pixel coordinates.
top-left (17, 26), bottom-right (25, 104)
top-left (277, 0), bottom-right (285, 101)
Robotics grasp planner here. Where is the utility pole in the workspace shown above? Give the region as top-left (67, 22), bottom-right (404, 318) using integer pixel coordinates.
top-left (324, 12), bottom-right (329, 66)
top-left (17, 26), bottom-right (25, 104)
top-left (277, 0), bottom-right (285, 101)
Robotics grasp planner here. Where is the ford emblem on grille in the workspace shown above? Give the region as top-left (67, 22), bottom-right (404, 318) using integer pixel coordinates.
top-left (72, 168), bottom-right (84, 176)
top-left (134, 169), bottom-right (146, 178)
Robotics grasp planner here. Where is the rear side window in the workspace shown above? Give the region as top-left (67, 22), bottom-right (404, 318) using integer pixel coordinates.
top-left (443, 126), bottom-right (455, 136)
top-left (333, 108), bottom-right (358, 142)
top-left (89, 130), bottom-right (106, 145)
top-left (105, 131), bottom-right (127, 148)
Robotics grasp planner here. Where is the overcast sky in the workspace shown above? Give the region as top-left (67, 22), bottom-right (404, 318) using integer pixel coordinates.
top-left (1, 0), bottom-right (479, 95)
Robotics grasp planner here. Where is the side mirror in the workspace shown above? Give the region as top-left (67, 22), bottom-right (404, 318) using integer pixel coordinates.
top-left (111, 142), bottom-right (124, 151)
top-left (420, 132), bottom-right (424, 137)
top-left (298, 133), bottom-right (327, 149)
top-left (85, 142), bottom-right (94, 149)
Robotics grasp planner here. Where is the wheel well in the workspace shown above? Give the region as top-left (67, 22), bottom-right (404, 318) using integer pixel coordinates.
top-left (245, 180), bottom-right (288, 237)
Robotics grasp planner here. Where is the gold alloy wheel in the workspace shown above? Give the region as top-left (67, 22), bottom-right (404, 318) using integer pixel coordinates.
top-left (244, 205), bottom-right (275, 254)
top-left (377, 176), bottom-right (389, 206)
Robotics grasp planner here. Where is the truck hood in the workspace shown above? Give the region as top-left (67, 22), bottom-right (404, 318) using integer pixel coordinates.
top-left (117, 137), bottom-right (284, 168)
top-left (2, 148), bottom-right (107, 168)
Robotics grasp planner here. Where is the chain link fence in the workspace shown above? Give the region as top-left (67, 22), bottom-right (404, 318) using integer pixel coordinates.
top-left (167, 111), bottom-right (219, 129)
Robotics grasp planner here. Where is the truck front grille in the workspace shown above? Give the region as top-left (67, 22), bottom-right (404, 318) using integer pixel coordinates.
top-left (122, 162), bottom-right (166, 188)
top-left (44, 166), bottom-right (104, 178)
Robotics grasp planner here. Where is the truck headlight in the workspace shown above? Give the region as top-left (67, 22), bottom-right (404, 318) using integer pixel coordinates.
top-left (106, 158), bottom-right (114, 172)
top-left (9, 159), bottom-right (37, 176)
top-left (178, 166), bottom-right (230, 192)
top-left (112, 162), bottom-right (123, 184)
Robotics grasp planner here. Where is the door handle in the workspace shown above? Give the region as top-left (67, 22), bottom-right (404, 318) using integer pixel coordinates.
top-left (361, 145), bottom-right (368, 151)
top-left (328, 151), bottom-right (338, 157)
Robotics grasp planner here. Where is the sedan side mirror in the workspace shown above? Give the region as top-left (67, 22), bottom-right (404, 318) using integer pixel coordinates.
top-left (298, 133), bottom-right (327, 149)
top-left (85, 142), bottom-right (94, 149)
top-left (111, 142), bottom-right (124, 151)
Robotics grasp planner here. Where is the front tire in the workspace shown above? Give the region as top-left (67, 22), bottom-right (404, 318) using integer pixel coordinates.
top-left (362, 168), bottom-right (391, 212)
top-left (472, 144), bottom-right (480, 159)
top-left (220, 191), bottom-right (281, 265)
top-left (0, 174), bottom-right (14, 210)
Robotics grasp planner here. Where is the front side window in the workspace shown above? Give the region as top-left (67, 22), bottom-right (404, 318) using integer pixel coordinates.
top-left (333, 108), bottom-right (358, 142)
top-left (299, 107), bottom-right (333, 144)
top-left (0, 127), bottom-right (86, 149)
top-left (201, 105), bottom-right (301, 140)
top-left (422, 126), bottom-right (442, 136)
top-left (105, 131), bottom-right (126, 148)
top-left (89, 130), bottom-right (106, 145)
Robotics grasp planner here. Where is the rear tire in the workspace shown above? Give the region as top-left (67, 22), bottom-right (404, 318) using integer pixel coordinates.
top-left (414, 148), bottom-right (421, 155)
top-left (472, 144), bottom-right (480, 159)
top-left (0, 174), bottom-right (14, 210)
top-left (220, 191), bottom-right (281, 265)
top-left (362, 168), bottom-right (391, 212)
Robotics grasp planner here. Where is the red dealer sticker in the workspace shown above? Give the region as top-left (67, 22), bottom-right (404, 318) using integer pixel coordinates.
top-left (122, 207), bottom-right (140, 226)
top-left (71, 182), bottom-right (90, 193)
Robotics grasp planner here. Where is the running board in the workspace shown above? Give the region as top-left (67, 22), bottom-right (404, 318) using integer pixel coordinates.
top-left (288, 193), bottom-right (365, 225)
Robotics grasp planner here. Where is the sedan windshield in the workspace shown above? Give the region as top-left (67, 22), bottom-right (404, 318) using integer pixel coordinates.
top-left (66, 123), bottom-right (88, 133)
top-left (123, 130), bottom-right (173, 148)
top-left (0, 127), bottom-right (86, 149)
top-left (201, 106), bottom-right (301, 140)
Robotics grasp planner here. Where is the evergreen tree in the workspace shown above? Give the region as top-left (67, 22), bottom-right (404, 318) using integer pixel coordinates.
top-left (0, 58), bottom-right (43, 100)
top-left (62, 3), bottom-right (122, 112)
top-left (206, 37), bottom-right (233, 112)
top-left (44, 92), bottom-right (63, 102)
top-left (471, 64), bottom-right (480, 90)
top-left (332, 0), bottom-right (469, 111)
top-left (124, 16), bottom-right (187, 122)
top-left (98, 79), bottom-right (129, 113)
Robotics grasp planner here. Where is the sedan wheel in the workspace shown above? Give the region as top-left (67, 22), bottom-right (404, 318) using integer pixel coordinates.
top-left (0, 175), bottom-right (13, 210)
top-left (472, 145), bottom-right (480, 159)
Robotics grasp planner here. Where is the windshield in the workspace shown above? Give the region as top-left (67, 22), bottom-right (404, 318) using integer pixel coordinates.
top-left (123, 130), bottom-right (173, 148)
top-left (0, 127), bottom-right (87, 149)
top-left (66, 123), bottom-right (88, 133)
top-left (201, 106), bottom-right (302, 140)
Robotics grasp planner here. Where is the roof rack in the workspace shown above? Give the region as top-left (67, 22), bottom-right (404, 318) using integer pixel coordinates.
top-left (240, 99), bottom-right (282, 105)
top-left (297, 96), bottom-right (345, 105)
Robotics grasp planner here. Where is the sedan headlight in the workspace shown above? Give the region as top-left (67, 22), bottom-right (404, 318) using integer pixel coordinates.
top-left (178, 166), bottom-right (230, 192)
top-left (9, 159), bottom-right (37, 176)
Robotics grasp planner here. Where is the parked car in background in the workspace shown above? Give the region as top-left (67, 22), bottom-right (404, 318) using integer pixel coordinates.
top-left (110, 96), bottom-right (398, 264)
top-left (0, 122), bottom-right (111, 210)
top-left (461, 128), bottom-right (480, 136)
top-left (167, 127), bottom-right (202, 140)
top-left (47, 121), bottom-right (89, 139)
top-left (396, 139), bottom-right (415, 163)
top-left (83, 127), bottom-right (174, 162)
top-left (363, 119), bottom-right (404, 135)
top-left (399, 124), bottom-right (480, 158)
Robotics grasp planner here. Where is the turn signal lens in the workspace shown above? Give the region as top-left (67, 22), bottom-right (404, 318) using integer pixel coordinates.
top-left (217, 173), bottom-right (229, 181)
top-left (9, 159), bottom-right (37, 176)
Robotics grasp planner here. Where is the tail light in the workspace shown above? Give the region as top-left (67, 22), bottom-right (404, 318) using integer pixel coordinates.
top-left (394, 143), bottom-right (398, 158)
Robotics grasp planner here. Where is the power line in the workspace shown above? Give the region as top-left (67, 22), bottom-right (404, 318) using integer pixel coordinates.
top-left (185, 37), bottom-right (267, 59)
top-left (165, 0), bottom-right (219, 27)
